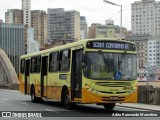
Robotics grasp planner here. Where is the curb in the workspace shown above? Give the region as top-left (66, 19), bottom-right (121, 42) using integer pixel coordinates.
top-left (0, 89), bottom-right (20, 93)
top-left (116, 104), bottom-right (160, 112)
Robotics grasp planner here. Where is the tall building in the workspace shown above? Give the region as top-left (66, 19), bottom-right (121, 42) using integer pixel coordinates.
top-left (126, 34), bottom-right (150, 68)
top-left (27, 28), bottom-right (39, 53)
top-left (131, 0), bottom-right (160, 38)
top-left (5, 9), bottom-right (27, 53)
top-left (22, 0), bottom-right (31, 27)
top-left (0, 22), bottom-right (25, 73)
top-left (5, 10), bottom-right (47, 50)
top-left (80, 16), bottom-right (87, 39)
top-left (148, 39), bottom-right (160, 67)
top-left (5, 9), bottom-right (23, 24)
top-left (47, 8), bottom-right (80, 42)
top-left (31, 10), bottom-right (47, 49)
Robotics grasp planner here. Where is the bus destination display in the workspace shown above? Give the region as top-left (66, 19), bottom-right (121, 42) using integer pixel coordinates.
top-left (86, 41), bottom-right (136, 51)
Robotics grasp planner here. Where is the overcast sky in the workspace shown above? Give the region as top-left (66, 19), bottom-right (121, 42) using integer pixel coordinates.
top-left (0, 0), bottom-right (137, 30)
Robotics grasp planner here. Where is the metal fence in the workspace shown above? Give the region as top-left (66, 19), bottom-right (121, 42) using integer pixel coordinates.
top-left (138, 85), bottom-right (160, 105)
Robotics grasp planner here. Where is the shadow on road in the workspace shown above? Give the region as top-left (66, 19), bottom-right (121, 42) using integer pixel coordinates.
top-left (27, 100), bottom-right (126, 113)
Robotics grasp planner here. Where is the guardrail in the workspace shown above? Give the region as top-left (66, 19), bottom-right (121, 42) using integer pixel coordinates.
top-left (138, 85), bottom-right (160, 105)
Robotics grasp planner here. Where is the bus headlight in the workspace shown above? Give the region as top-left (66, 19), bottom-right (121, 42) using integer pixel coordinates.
top-left (89, 88), bottom-right (100, 94)
top-left (95, 90), bottom-right (100, 94)
top-left (123, 86), bottom-right (131, 90)
top-left (128, 91), bottom-right (132, 94)
top-left (85, 84), bottom-right (90, 89)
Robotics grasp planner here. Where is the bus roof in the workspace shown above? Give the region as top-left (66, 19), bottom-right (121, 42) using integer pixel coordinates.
top-left (21, 38), bottom-right (135, 59)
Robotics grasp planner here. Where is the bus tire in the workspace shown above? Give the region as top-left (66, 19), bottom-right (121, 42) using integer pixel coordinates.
top-left (31, 86), bottom-right (38, 103)
top-left (103, 103), bottom-right (115, 111)
top-left (62, 89), bottom-right (75, 109)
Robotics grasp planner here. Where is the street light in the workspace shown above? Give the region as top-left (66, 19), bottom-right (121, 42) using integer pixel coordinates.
top-left (103, 0), bottom-right (122, 39)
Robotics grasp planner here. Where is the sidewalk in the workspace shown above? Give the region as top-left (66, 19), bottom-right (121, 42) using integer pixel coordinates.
top-left (0, 89), bottom-right (19, 93)
top-left (117, 103), bottom-right (160, 111)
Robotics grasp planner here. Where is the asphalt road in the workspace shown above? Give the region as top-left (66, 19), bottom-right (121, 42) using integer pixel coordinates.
top-left (0, 90), bottom-right (159, 120)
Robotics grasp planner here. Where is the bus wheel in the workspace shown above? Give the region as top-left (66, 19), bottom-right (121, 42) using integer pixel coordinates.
top-left (103, 103), bottom-right (115, 111)
top-left (31, 87), bottom-right (37, 103)
top-left (63, 89), bottom-right (75, 109)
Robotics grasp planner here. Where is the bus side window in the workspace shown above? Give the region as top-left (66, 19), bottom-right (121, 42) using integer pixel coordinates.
top-left (20, 59), bottom-right (25, 73)
top-left (36, 56), bottom-right (41, 73)
top-left (30, 56), bottom-right (41, 73)
top-left (49, 52), bottom-right (59, 72)
top-left (59, 50), bottom-right (70, 72)
top-left (31, 57), bottom-right (35, 73)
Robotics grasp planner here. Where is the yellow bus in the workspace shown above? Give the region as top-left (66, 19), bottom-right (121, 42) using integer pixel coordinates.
top-left (19, 38), bottom-right (137, 110)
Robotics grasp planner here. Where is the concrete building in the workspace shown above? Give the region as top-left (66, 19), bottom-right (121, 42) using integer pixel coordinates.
top-left (105, 20), bottom-right (116, 38)
top-left (131, 0), bottom-right (160, 38)
top-left (31, 10), bottom-right (47, 49)
top-left (114, 25), bottom-right (128, 38)
top-left (105, 20), bottom-right (127, 38)
top-left (88, 19), bottom-right (128, 39)
top-left (47, 8), bottom-right (80, 42)
top-left (22, 0), bottom-right (31, 28)
top-left (27, 28), bottom-right (39, 53)
top-left (5, 9), bottom-right (27, 49)
top-left (148, 39), bottom-right (160, 67)
top-left (5, 9), bottom-right (47, 50)
top-left (80, 16), bottom-right (87, 39)
top-left (88, 23), bottom-right (108, 39)
top-left (105, 19), bottom-right (114, 26)
top-left (135, 39), bottom-right (160, 81)
top-left (0, 22), bottom-right (25, 74)
top-left (5, 9), bottom-right (23, 24)
top-left (126, 34), bottom-right (151, 68)
top-left (44, 39), bottom-right (74, 49)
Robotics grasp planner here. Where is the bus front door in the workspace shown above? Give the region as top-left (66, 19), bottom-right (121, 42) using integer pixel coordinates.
top-left (25, 59), bottom-right (30, 94)
top-left (41, 56), bottom-right (48, 97)
top-left (71, 49), bottom-right (83, 100)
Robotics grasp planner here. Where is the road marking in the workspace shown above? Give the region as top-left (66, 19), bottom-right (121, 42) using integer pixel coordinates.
top-left (45, 109), bottom-right (59, 113)
top-left (116, 106), bottom-right (149, 111)
top-left (3, 98), bottom-right (9, 101)
top-left (19, 102), bottom-right (28, 105)
top-left (45, 109), bottom-right (54, 111)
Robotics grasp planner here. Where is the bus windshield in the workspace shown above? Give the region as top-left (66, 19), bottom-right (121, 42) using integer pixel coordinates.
top-left (84, 52), bottom-right (137, 80)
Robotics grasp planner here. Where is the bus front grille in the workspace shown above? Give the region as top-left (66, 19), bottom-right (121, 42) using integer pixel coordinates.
top-left (95, 82), bottom-right (132, 95)
top-left (95, 82), bottom-right (131, 87)
top-left (100, 91), bottom-right (128, 94)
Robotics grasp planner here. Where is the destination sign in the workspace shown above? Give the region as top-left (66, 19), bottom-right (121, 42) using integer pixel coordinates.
top-left (86, 41), bottom-right (136, 51)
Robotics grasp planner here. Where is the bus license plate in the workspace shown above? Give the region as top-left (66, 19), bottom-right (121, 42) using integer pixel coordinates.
top-left (110, 96), bottom-right (118, 100)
